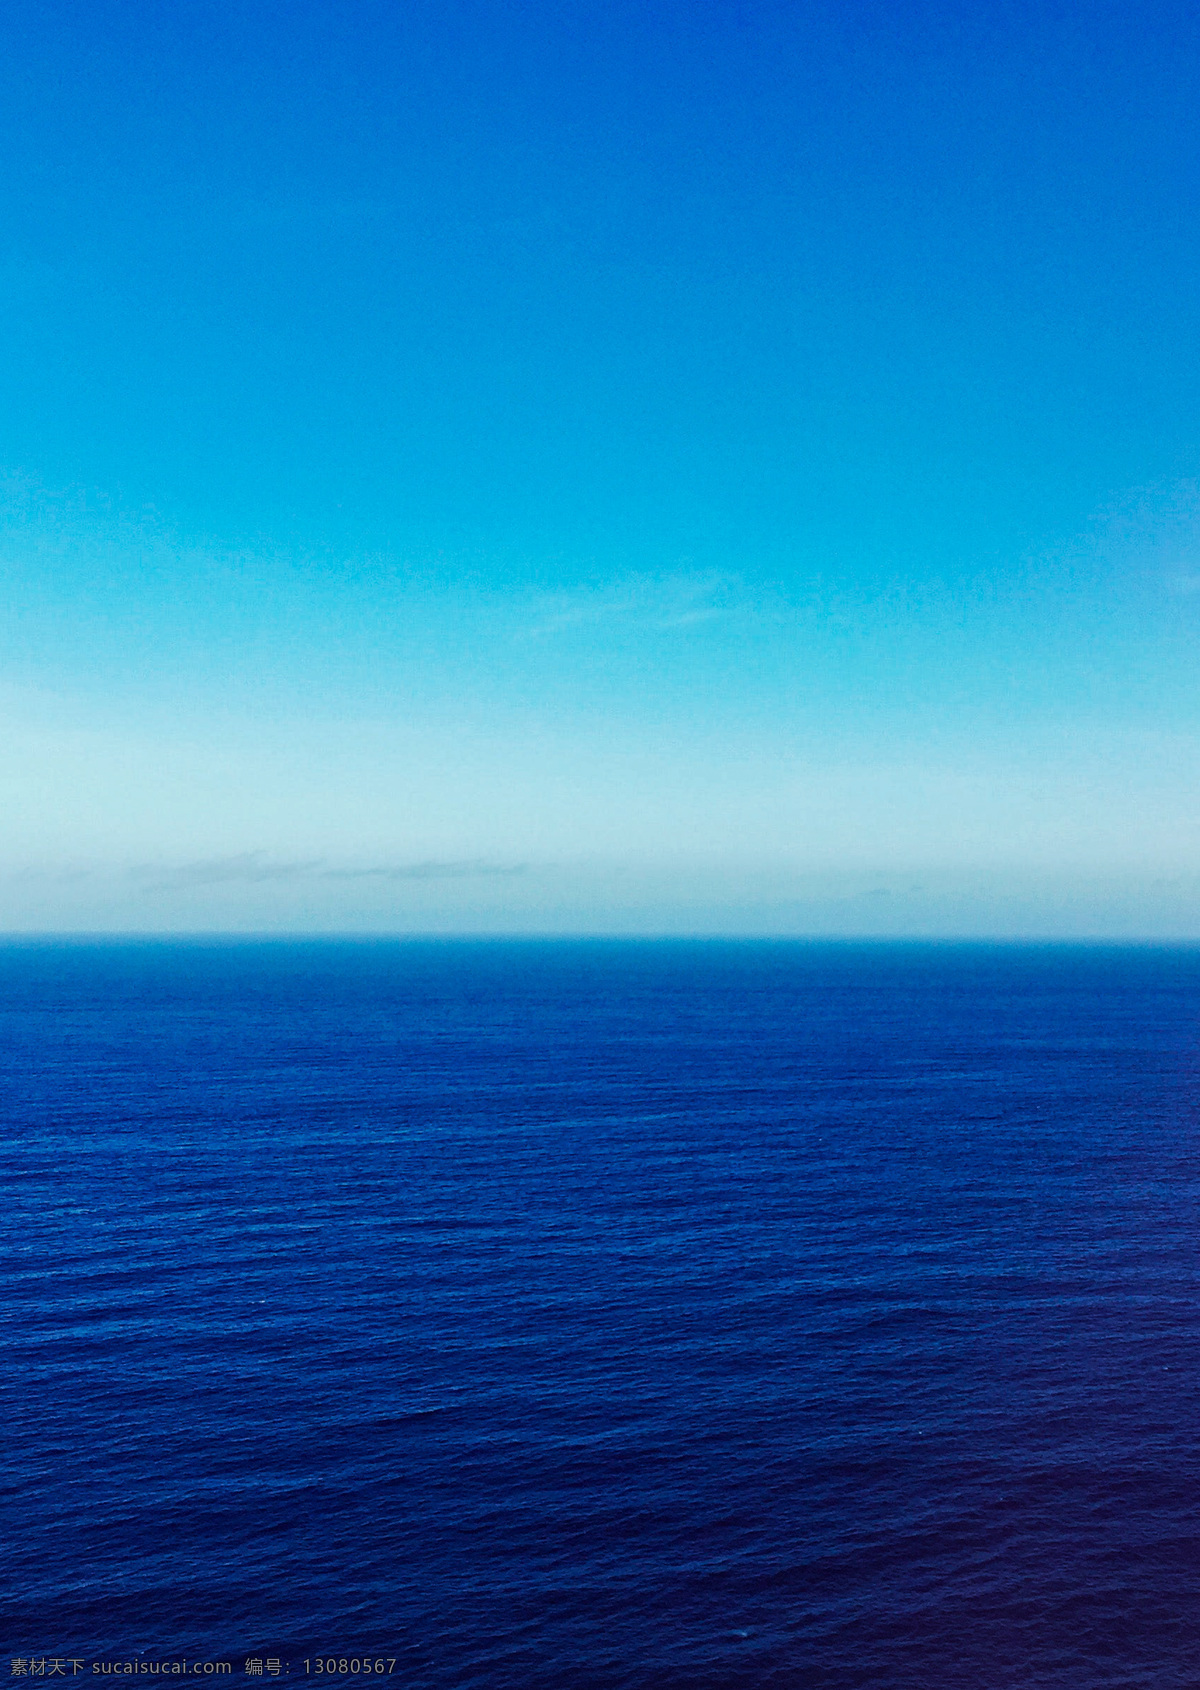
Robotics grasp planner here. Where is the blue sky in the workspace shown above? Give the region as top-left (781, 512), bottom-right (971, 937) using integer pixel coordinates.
top-left (4, 0), bottom-right (1200, 932)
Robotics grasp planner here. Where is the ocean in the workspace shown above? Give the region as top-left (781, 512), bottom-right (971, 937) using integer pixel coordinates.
top-left (3, 939), bottom-right (1200, 1688)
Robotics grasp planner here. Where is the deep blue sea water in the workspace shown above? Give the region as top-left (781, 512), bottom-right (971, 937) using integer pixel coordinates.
top-left (4, 939), bottom-right (1200, 1688)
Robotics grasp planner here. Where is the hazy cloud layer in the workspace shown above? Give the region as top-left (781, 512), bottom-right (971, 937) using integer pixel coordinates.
top-left (131, 854), bottom-right (529, 892)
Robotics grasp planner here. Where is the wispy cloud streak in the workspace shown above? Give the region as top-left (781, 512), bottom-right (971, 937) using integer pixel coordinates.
top-left (525, 571), bottom-right (739, 638)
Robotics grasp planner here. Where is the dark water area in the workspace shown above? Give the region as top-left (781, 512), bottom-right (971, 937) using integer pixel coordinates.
top-left (3, 939), bottom-right (1200, 1688)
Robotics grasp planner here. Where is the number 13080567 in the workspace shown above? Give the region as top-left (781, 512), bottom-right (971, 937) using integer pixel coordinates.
top-left (303, 1664), bottom-right (396, 1676)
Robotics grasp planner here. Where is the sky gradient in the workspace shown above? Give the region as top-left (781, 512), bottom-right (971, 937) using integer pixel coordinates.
top-left (5, 0), bottom-right (1200, 933)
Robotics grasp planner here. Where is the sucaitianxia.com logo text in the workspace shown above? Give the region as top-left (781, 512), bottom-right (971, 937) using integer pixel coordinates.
top-left (11, 1667), bottom-right (233, 1679)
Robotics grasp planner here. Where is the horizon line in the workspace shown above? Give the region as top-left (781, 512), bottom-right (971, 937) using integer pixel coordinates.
top-left (2, 931), bottom-right (1200, 947)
